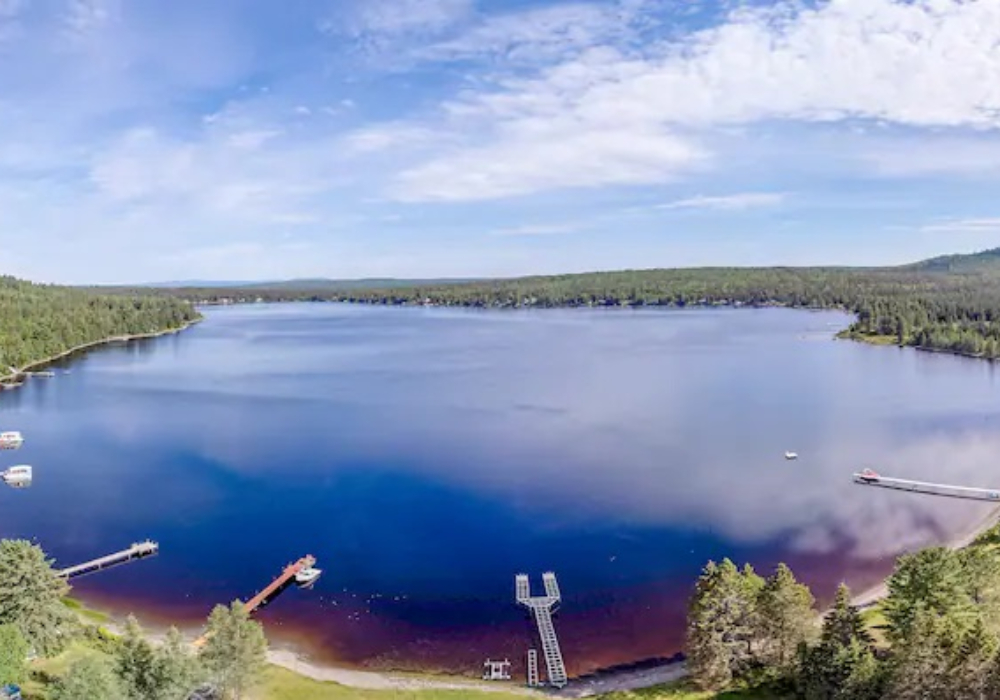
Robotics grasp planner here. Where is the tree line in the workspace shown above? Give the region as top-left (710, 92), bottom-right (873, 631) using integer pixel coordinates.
top-left (688, 525), bottom-right (1000, 699)
top-left (0, 539), bottom-right (266, 699)
top-left (127, 247), bottom-right (1000, 361)
top-left (0, 276), bottom-right (200, 373)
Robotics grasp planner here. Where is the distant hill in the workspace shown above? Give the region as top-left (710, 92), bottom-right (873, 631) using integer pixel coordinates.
top-left (902, 247), bottom-right (1000, 274)
top-left (137, 277), bottom-right (483, 291)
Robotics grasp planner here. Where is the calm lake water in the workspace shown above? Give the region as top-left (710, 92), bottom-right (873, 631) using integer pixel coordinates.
top-left (3, 303), bottom-right (1000, 675)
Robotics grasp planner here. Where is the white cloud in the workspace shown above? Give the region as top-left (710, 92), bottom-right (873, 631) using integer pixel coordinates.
top-left (343, 124), bottom-right (441, 154)
top-left (490, 223), bottom-right (580, 237)
top-left (396, 114), bottom-right (708, 201)
top-left (326, 0), bottom-right (472, 42)
top-left (921, 218), bottom-right (1000, 234)
top-left (864, 137), bottom-right (1000, 177)
top-left (88, 110), bottom-right (349, 228)
top-left (421, 2), bottom-right (643, 65)
top-left (389, 0), bottom-right (1000, 202)
top-left (658, 192), bottom-right (787, 211)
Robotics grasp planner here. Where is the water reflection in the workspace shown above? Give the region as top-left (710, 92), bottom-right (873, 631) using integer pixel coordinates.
top-left (2, 304), bottom-right (1000, 674)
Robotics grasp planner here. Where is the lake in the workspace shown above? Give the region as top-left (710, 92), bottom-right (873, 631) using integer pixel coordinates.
top-left (2, 303), bottom-right (1000, 676)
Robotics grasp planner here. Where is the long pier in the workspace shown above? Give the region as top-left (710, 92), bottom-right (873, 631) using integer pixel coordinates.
top-left (516, 572), bottom-right (568, 688)
top-left (57, 541), bottom-right (159, 580)
top-left (853, 471), bottom-right (1000, 502)
top-left (193, 555), bottom-right (316, 648)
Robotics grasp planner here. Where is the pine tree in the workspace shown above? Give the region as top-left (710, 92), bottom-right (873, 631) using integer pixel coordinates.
top-left (883, 547), bottom-right (970, 644)
top-left (115, 615), bottom-right (158, 700)
top-left (686, 559), bottom-right (763, 690)
top-left (151, 627), bottom-right (202, 700)
top-left (885, 608), bottom-right (961, 700)
top-left (0, 540), bottom-right (75, 655)
top-left (199, 601), bottom-right (267, 700)
top-left (52, 655), bottom-right (121, 700)
top-left (756, 563), bottom-right (817, 674)
top-left (948, 618), bottom-right (998, 700)
top-left (799, 584), bottom-right (882, 700)
top-left (823, 585), bottom-right (872, 648)
top-left (0, 624), bottom-right (28, 686)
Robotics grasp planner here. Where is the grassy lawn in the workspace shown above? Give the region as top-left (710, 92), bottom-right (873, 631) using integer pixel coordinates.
top-left (250, 664), bottom-right (531, 700)
top-left (22, 641), bottom-right (111, 699)
top-left (61, 597), bottom-right (111, 625)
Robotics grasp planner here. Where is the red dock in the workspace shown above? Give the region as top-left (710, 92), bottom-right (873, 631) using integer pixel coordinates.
top-left (244, 554), bottom-right (316, 615)
top-left (194, 554), bottom-right (316, 647)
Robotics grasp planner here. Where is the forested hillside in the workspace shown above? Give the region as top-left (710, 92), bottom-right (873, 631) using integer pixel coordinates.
top-left (685, 528), bottom-right (1000, 699)
top-left (135, 247), bottom-right (1000, 361)
top-left (0, 276), bottom-right (200, 372)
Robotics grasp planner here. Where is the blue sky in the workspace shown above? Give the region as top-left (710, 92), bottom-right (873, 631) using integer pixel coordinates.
top-left (3, 0), bottom-right (1000, 283)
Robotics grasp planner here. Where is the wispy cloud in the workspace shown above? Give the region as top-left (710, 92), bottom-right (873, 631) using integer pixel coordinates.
top-left (388, 0), bottom-right (1000, 202)
top-left (420, 2), bottom-right (644, 65)
top-left (657, 192), bottom-right (787, 211)
top-left (921, 218), bottom-right (1000, 234)
top-left (490, 223), bottom-right (580, 237)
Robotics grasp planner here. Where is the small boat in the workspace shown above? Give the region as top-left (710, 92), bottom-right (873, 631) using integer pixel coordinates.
top-left (2, 465), bottom-right (32, 484)
top-left (855, 468), bottom-right (880, 483)
top-left (28, 371), bottom-right (55, 378)
top-left (295, 566), bottom-right (322, 586)
top-left (0, 431), bottom-right (24, 449)
top-left (784, 451), bottom-right (798, 460)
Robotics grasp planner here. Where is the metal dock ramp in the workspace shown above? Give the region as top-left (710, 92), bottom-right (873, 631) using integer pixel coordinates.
top-left (515, 572), bottom-right (567, 688)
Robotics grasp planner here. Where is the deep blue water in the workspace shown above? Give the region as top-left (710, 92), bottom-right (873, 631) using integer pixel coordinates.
top-left (3, 303), bottom-right (1000, 674)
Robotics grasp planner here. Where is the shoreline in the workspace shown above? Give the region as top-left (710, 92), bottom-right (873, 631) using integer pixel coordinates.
top-left (851, 503), bottom-right (1000, 610)
top-left (0, 317), bottom-right (202, 386)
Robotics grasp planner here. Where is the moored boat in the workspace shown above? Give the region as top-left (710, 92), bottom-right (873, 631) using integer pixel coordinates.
top-left (0, 431), bottom-right (24, 449)
top-left (2, 465), bottom-right (32, 484)
top-left (295, 566), bottom-right (322, 586)
top-left (855, 468), bottom-right (880, 483)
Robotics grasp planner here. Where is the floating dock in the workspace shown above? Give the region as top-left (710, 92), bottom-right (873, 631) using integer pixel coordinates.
top-left (515, 572), bottom-right (567, 688)
top-left (853, 471), bottom-right (1000, 502)
top-left (57, 541), bottom-right (159, 580)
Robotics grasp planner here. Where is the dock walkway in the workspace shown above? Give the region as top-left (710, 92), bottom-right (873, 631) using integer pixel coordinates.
top-left (193, 554), bottom-right (316, 648)
top-left (57, 541), bottom-right (159, 580)
top-left (854, 472), bottom-right (1000, 502)
top-left (516, 573), bottom-right (567, 688)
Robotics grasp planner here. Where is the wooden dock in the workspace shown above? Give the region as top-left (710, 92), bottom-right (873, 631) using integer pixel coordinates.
top-left (57, 541), bottom-right (159, 580)
top-left (193, 555), bottom-right (316, 648)
top-left (244, 554), bottom-right (316, 615)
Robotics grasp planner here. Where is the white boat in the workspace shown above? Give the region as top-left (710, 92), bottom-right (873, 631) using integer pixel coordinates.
top-left (295, 566), bottom-right (322, 586)
top-left (2, 465), bottom-right (32, 483)
top-left (0, 431), bottom-right (24, 449)
top-left (784, 451), bottom-right (798, 460)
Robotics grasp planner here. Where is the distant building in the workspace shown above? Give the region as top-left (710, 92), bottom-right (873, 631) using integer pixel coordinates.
top-left (1, 684), bottom-right (22, 700)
